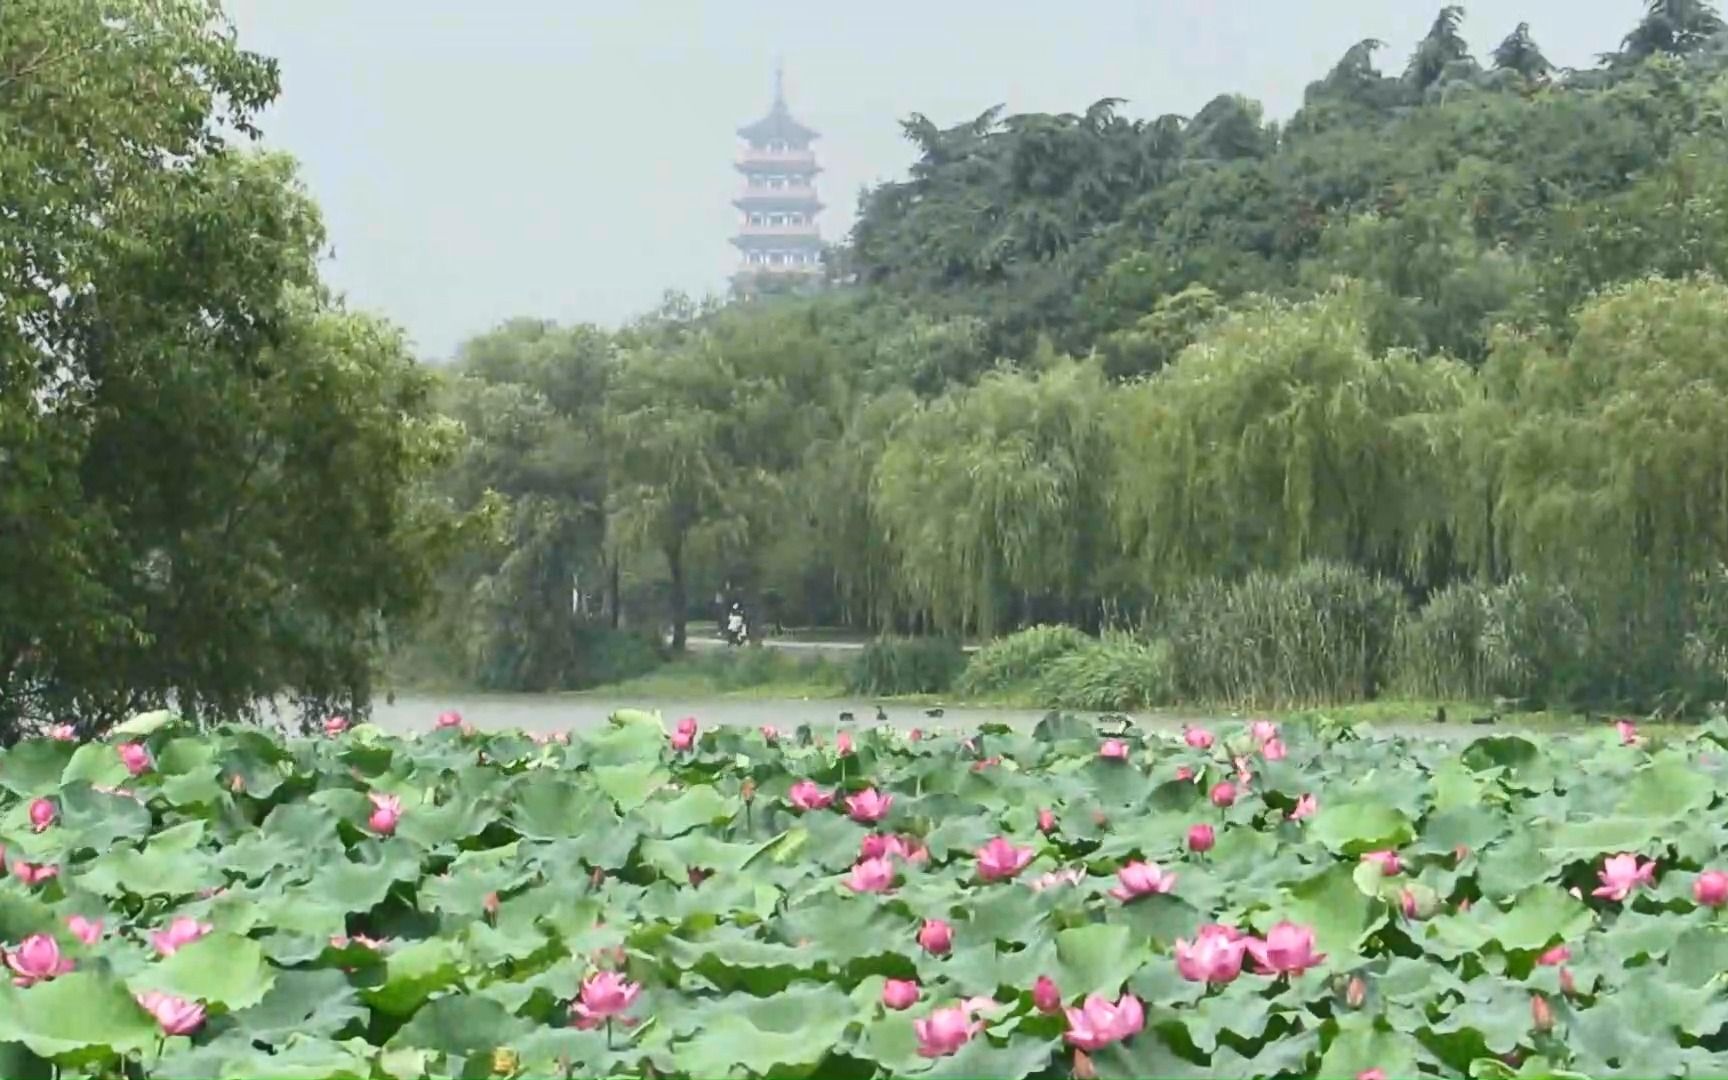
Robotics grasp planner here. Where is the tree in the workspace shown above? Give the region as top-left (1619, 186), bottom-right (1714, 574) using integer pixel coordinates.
top-left (1112, 287), bottom-right (1470, 588)
top-left (872, 360), bottom-right (1115, 634)
top-left (0, 1), bottom-right (459, 734)
top-left (1491, 22), bottom-right (1553, 80)
top-left (605, 301), bottom-right (844, 649)
top-left (1405, 6), bottom-right (1479, 92)
top-left (1619, 0), bottom-right (1726, 62)
top-left (1465, 276), bottom-right (1728, 701)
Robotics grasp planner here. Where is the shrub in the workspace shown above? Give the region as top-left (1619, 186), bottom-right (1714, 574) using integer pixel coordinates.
top-left (1032, 633), bottom-right (1172, 711)
top-left (848, 637), bottom-right (967, 696)
top-left (956, 624), bottom-right (1091, 696)
top-left (571, 626), bottom-right (664, 688)
top-left (1395, 576), bottom-right (1594, 704)
top-left (1166, 560), bottom-right (1405, 707)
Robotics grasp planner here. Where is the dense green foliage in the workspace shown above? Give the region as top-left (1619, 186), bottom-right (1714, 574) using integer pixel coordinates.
top-left (4, 708), bottom-right (1728, 1077)
top-left (411, 4), bottom-right (1728, 714)
top-left (848, 638), bottom-right (969, 697)
top-left (0, 0), bottom-right (460, 736)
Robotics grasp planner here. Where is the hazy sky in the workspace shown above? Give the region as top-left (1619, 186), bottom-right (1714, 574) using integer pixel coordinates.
top-left (225, 1), bottom-right (1630, 359)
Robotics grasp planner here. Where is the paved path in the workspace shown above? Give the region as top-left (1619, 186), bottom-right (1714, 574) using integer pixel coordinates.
top-left (684, 637), bottom-right (979, 658)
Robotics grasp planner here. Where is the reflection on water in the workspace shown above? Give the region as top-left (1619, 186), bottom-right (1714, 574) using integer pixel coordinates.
top-left (367, 694), bottom-right (1057, 736)
top-left (364, 693), bottom-right (1500, 741)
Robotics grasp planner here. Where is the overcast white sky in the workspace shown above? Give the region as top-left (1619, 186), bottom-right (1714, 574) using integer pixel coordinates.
top-left (225, 1), bottom-right (1633, 359)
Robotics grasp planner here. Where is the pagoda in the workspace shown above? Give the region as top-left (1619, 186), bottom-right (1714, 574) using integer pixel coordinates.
top-left (730, 66), bottom-right (824, 296)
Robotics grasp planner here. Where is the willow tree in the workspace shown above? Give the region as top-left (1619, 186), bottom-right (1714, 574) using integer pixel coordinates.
top-left (871, 360), bottom-right (1115, 635)
top-left (1112, 286), bottom-right (1470, 591)
top-left (1468, 276), bottom-right (1728, 701)
top-left (1481, 276), bottom-right (1728, 585)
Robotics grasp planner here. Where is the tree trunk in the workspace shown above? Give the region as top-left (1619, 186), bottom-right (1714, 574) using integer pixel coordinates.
top-left (608, 557), bottom-right (621, 630)
top-left (666, 537), bottom-right (687, 652)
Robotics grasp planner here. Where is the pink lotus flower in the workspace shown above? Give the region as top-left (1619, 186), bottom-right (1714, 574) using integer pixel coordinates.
top-left (67, 915), bottom-right (103, 945)
top-left (570, 971), bottom-right (640, 1029)
top-left (1560, 967), bottom-right (1577, 997)
top-left (324, 715), bottom-right (348, 736)
top-left (1247, 921), bottom-right (1326, 976)
top-left (1261, 737), bottom-right (1287, 761)
top-left (918, 918), bottom-right (952, 955)
top-left (1361, 850), bottom-right (1402, 875)
top-left (1028, 868), bottom-right (1084, 892)
top-left (1233, 755), bottom-right (1254, 784)
top-left (1187, 823), bottom-right (1214, 853)
top-left (669, 717), bottom-right (697, 752)
top-left (47, 724), bottom-right (76, 741)
top-left (1251, 720), bottom-right (1278, 744)
top-left (150, 917), bottom-right (212, 957)
top-left (136, 991), bottom-right (204, 1035)
top-left (1184, 727), bottom-right (1214, 750)
top-left (1175, 765), bottom-right (1195, 782)
top-left (907, 729), bottom-right (921, 742)
top-left (914, 1002), bottom-right (981, 1058)
top-left (10, 860), bottom-right (56, 887)
top-left (1038, 807), bottom-right (1057, 833)
top-left (845, 856), bottom-right (896, 894)
top-left (836, 731), bottom-right (854, 755)
top-left (1063, 992), bottom-right (1144, 1051)
top-left (1358, 1071), bottom-right (1387, 1080)
top-left (117, 742), bottom-right (151, 776)
top-left (28, 798), bottom-right (55, 833)
top-left (1592, 853), bottom-right (1657, 901)
top-left (1537, 944), bottom-right (1570, 966)
top-left (760, 724), bottom-right (778, 743)
top-left (1174, 923), bottom-right (1247, 984)
top-left (1290, 793), bottom-right (1318, 820)
top-left (5, 934), bottom-right (73, 986)
top-left (367, 792), bottom-right (402, 836)
top-left (1399, 889), bottom-right (1420, 919)
top-left (1099, 739), bottom-right (1129, 760)
top-left (436, 710), bottom-right (463, 729)
top-left (787, 780), bottom-right (834, 811)
top-left (1034, 974), bottom-right (1062, 1012)
top-left (1695, 870), bottom-right (1728, 907)
top-left (1109, 861), bottom-right (1177, 901)
top-left (1615, 719), bottom-right (1639, 745)
top-left (846, 788), bottom-right (893, 823)
top-left (859, 833), bottom-right (926, 862)
top-left (329, 933), bottom-right (386, 951)
top-left (975, 837), bottom-right (1035, 882)
top-left (882, 978), bottom-right (920, 1010)
top-left (1209, 781), bottom-right (1237, 808)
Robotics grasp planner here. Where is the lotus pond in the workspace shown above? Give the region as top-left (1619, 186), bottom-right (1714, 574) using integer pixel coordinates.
top-left (1, 709), bottom-right (1726, 1079)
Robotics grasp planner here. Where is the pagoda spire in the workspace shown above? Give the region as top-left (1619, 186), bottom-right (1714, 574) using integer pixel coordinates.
top-left (773, 57), bottom-right (785, 108)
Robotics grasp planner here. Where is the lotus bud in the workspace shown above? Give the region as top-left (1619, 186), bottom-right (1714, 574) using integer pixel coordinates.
top-left (1531, 993), bottom-right (1554, 1032)
top-left (1346, 976), bottom-right (1366, 1008)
